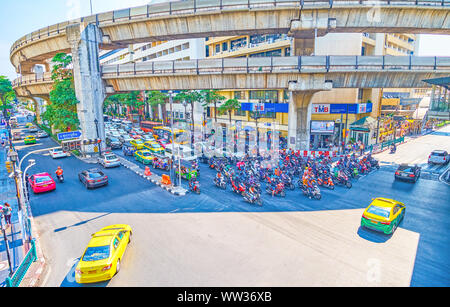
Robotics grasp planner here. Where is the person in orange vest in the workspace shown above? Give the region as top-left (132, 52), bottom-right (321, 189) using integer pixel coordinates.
top-left (55, 166), bottom-right (63, 177)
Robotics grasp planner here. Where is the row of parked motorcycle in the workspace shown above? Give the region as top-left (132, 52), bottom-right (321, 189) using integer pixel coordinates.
top-left (207, 150), bottom-right (380, 204)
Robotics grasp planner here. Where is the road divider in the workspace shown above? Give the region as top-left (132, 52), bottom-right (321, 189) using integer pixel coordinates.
top-left (119, 157), bottom-right (186, 196)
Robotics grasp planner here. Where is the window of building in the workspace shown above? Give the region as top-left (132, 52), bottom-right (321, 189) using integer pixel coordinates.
top-left (249, 90), bottom-right (278, 103)
top-left (215, 44), bottom-right (220, 54)
top-left (234, 91), bottom-right (246, 100)
top-left (230, 37), bottom-right (247, 50)
top-left (358, 89), bottom-right (364, 100)
top-left (234, 109), bottom-right (246, 117)
top-left (205, 45), bottom-right (210, 57)
top-left (222, 42), bottom-right (228, 52)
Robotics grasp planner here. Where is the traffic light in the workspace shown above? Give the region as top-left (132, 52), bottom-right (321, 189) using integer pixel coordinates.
top-left (5, 161), bottom-right (13, 173)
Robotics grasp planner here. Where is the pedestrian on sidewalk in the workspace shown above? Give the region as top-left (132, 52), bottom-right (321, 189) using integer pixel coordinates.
top-left (359, 142), bottom-right (365, 156)
top-left (2, 203), bottom-right (12, 226)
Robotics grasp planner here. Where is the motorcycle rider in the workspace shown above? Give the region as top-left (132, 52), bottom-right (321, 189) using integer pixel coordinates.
top-left (55, 166), bottom-right (64, 179)
top-left (247, 185), bottom-right (259, 202)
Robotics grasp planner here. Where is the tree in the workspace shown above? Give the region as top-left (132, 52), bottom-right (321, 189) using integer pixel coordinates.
top-left (218, 98), bottom-right (241, 152)
top-left (0, 76), bottom-right (16, 119)
top-left (42, 53), bottom-right (80, 132)
top-left (146, 91), bottom-right (168, 123)
top-left (200, 89), bottom-right (225, 123)
top-left (174, 90), bottom-right (202, 132)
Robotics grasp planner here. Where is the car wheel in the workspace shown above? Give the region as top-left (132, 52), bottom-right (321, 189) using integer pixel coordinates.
top-left (115, 259), bottom-right (120, 275)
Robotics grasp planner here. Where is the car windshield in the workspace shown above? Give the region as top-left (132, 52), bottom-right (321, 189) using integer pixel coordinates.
top-left (142, 151), bottom-right (151, 157)
top-left (105, 155), bottom-right (117, 160)
top-left (35, 176), bottom-right (52, 183)
top-left (53, 149), bottom-right (63, 153)
top-left (82, 246), bottom-right (110, 262)
top-left (110, 138), bottom-right (119, 142)
top-left (88, 172), bottom-right (104, 179)
top-left (431, 151), bottom-right (446, 156)
top-left (367, 205), bottom-right (391, 218)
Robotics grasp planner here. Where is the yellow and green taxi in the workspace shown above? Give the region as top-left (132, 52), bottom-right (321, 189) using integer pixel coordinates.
top-left (134, 150), bottom-right (154, 165)
top-left (361, 198), bottom-right (405, 234)
top-left (24, 136), bottom-right (37, 145)
top-left (25, 122), bottom-right (33, 128)
top-left (143, 141), bottom-right (165, 155)
top-left (130, 139), bottom-right (145, 150)
top-left (75, 224), bottom-right (132, 284)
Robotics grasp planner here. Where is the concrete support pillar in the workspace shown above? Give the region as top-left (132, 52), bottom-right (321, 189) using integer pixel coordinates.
top-left (29, 97), bottom-right (42, 125)
top-left (66, 23), bottom-right (106, 155)
top-left (287, 78), bottom-right (333, 150)
top-left (288, 91), bottom-right (314, 150)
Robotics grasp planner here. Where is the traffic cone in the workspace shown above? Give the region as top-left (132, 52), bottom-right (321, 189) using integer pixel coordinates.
top-left (145, 166), bottom-right (152, 177)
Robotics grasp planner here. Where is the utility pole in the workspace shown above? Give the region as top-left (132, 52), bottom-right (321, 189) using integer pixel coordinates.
top-left (0, 217), bottom-right (13, 276)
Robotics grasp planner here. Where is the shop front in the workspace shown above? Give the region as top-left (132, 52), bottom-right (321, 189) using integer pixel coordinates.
top-left (311, 102), bottom-right (374, 149)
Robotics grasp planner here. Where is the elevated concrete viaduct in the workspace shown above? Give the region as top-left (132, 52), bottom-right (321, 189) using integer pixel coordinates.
top-left (12, 55), bottom-right (450, 150)
top-left (10, 0), bottom-right (450, 152)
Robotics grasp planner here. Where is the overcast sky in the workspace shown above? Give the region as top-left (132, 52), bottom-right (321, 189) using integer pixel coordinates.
top-left (1, 0), bottom-right (449, 80)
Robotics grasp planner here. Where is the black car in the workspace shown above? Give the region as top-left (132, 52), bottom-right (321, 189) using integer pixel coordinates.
top-left (106, 137), bottom-right (122, 149)
top-left (395, 164), bottom-right (421, 183)
top-left (78, 168), bottom-right (109, 189)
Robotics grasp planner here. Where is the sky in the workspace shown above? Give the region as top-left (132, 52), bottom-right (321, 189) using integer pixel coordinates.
top-left (1, 0), bottom-right (449, 81)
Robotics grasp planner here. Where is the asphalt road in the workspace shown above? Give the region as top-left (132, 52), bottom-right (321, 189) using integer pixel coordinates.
top-left (14, 125), bottom-right (450, 287)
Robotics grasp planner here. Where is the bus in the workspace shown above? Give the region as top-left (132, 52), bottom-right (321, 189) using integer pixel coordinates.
top-left (152, 126), bottom-right (188, 145)
top-left (140, 121), bottom-right (162, 133)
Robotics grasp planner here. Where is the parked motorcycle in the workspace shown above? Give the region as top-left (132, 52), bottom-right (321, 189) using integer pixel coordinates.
top-left (301, 183), bottom-right (322, 200)
top-left (214, 177), bottom-right (227, 190)
top-left (56, 174), bottom-right (64, 183)
top-left (243, 191), bottom-right (263, 206)
top-left (266, 182), bottom-right (286, 197)
top-left (189, 180), bottom-right (201, 195)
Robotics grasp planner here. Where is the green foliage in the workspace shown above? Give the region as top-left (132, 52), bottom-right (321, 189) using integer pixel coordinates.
top-left (43, 53), bottom-right (80, 132)
top-left (200, 89), bottom-right (225, 122)
top-left (0, 76), bottom-right (16, 113)
top-left (218, 98), bottom-right (241, 124)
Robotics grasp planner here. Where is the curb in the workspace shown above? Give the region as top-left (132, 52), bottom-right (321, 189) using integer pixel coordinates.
top-left (120, 159), bottom-right (187, 196)
top-left (19, 216), bottom-right (47, 287)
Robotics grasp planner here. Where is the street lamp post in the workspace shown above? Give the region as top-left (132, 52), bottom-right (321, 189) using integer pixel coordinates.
top-left (0, 216), bottom-right (13, 276)
top-left (94, 118), bottom-right (102, 156)
top-left (169, 91), bottom-right (177, 186)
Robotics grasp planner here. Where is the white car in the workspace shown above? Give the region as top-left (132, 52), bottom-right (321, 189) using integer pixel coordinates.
top-left (428, 150), bottom-right (449, 165)
top-left (36, 131), bottom-right (49, 138)
top-left (98, 152), bottom-right (121, 168)
top-left (49, 148), bottom-right (69, 159)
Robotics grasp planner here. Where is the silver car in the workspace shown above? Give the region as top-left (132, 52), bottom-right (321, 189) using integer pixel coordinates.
top-left (98, 153), bottom-right (121, 168)
top-left (428, 150), bottom-right (449, 165)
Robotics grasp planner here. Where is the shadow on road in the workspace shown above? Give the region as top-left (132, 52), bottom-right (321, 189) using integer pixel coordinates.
top-left (357, 226), bottom-right (392, 243)
top-left (60, 257), bottom-right (110, 287)
top-left (54, 213), bottom-right (112, 233)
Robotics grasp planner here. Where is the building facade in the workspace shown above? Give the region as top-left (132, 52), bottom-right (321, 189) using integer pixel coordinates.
top-left (205, 32), bottom-right (420, 150)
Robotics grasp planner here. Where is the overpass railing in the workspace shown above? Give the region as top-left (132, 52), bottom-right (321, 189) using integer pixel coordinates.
top-left (12, 56), bottom-right (450, 88)
top-left (10, 0), bottom-right (450, 54)
top-left (101, 55), bottom-right (450, 77)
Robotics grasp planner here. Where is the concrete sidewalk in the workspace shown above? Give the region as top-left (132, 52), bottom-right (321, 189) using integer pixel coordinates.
top-left (0, 147), bottom-right (25, 287)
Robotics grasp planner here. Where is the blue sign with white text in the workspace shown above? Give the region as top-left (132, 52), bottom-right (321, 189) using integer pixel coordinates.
top-left (57, 131), bottom-right (82, 141)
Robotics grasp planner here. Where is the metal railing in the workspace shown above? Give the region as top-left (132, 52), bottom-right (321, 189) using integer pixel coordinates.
top-left (5, 239), bottom-right (37, 287)
top-left (101, 55), bottom-right (450, 77)
top-left (12, 56), bottom-right (450, 88)
top-left (10, 0), bottom-right (449, 54)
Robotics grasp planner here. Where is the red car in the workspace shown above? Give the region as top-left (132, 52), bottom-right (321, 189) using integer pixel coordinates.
top-left (131, 134), bottom-right (142, 140)
top-left (28, 173), bottom-right (56, 194)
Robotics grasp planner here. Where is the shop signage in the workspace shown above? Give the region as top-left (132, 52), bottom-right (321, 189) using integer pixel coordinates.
top-left (312, 104), bottom-right (330, 114)
top-left (312, 103), bottom-right (373, 115)
top-left (310, 121), bottom-right (335, 135)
